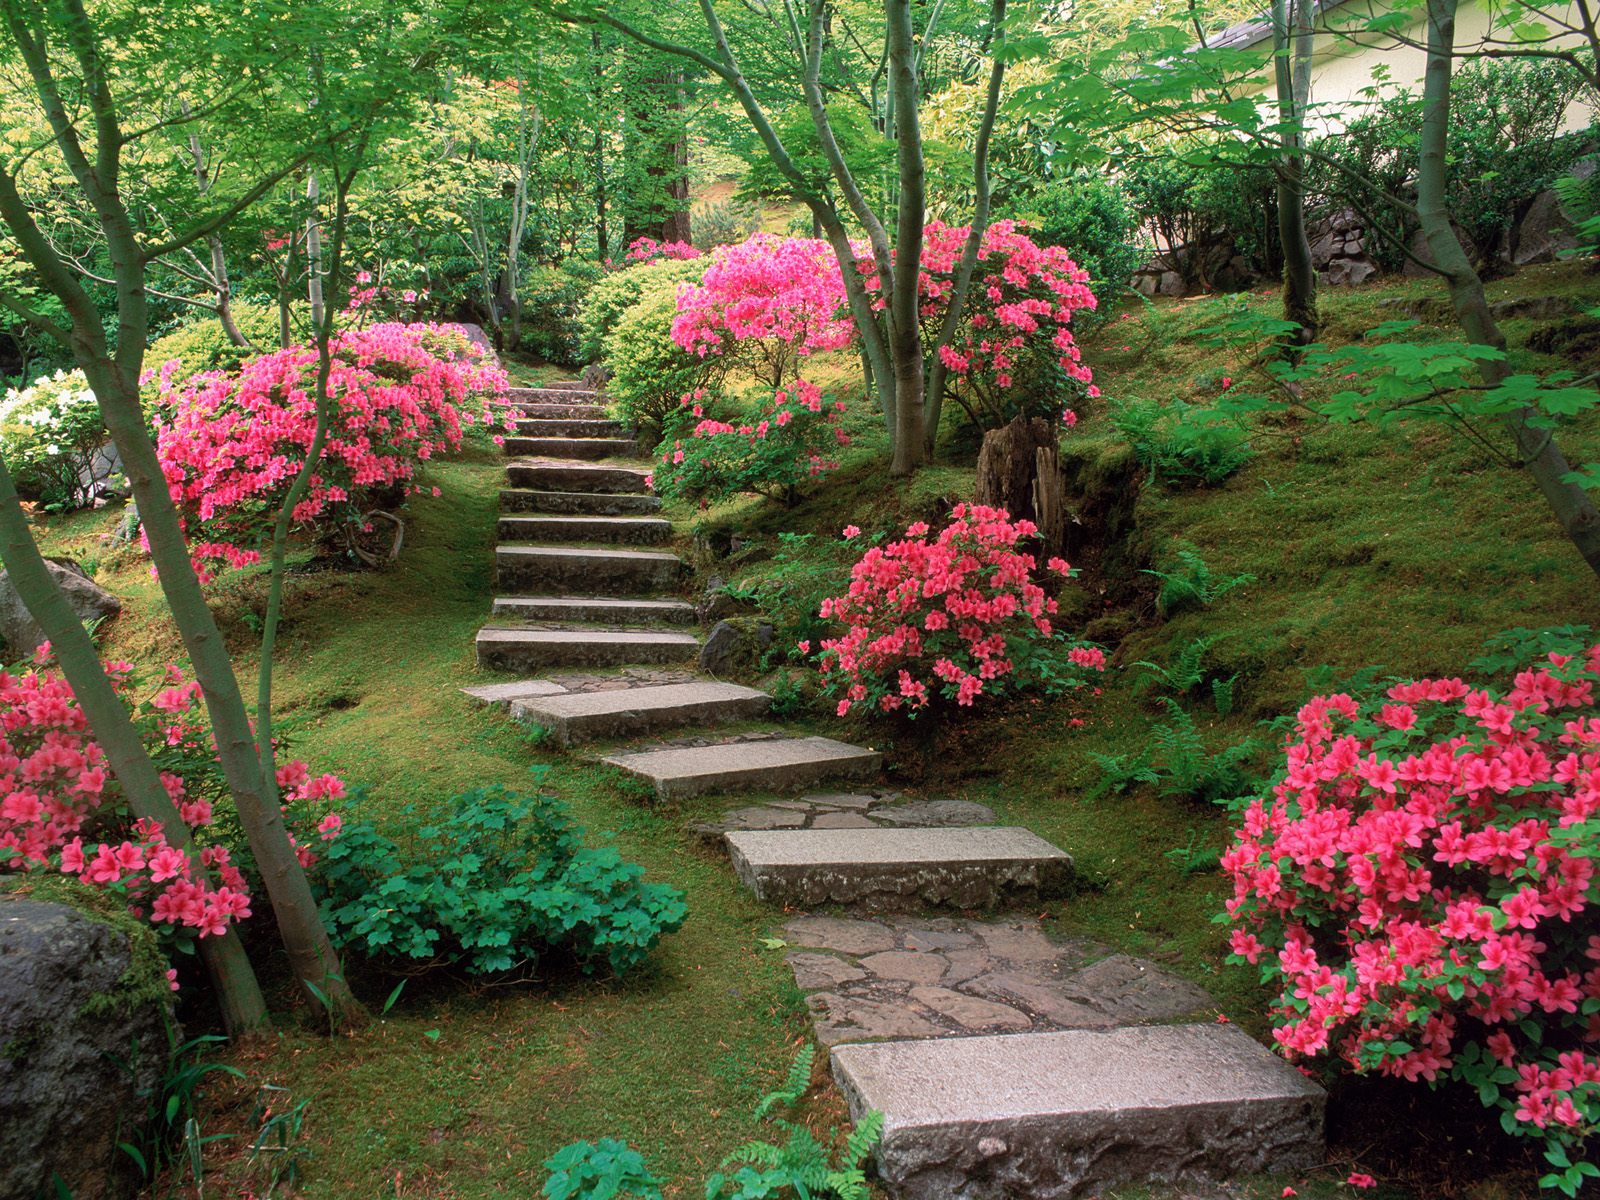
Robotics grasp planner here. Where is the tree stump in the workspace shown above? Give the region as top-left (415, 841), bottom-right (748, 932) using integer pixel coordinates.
top-left (974, 415), bottom-right (1067, 559)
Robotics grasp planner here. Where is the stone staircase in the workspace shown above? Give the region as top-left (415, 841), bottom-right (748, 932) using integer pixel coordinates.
top-left (463, 363), bottom-right (1325, 1199)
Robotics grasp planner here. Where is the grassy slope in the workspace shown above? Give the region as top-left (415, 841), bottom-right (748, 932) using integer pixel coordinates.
top-left (14, 261), bottom-right (1599, 1198)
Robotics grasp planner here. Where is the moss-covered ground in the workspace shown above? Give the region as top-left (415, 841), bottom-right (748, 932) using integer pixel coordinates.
top-left (16, 262), bottom-right (1600, 1198)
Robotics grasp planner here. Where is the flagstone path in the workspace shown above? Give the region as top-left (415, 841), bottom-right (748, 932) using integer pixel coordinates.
top-left (459, 354), bottom-right (1325, 1199)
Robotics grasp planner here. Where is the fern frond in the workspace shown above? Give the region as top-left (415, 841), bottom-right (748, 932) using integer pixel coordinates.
top-left (755, 1045), bottom-right (814, 1120)
top-left (842, 1110), bottom-right (883, 1169)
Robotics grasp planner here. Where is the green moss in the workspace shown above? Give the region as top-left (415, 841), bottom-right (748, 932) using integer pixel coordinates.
top-left (0, 874), bottom-right (172, 1022)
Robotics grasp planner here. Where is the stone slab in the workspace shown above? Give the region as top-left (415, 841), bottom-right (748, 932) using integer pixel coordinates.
top-left (831, 1025), bottom-right (1326, 1200)
top-left (603, 736), bottom-right (881, 800)
top-left (505, 459), bottom-right (652, 495)
top-left (491, 596), bottom-right (696, 625)
top-left (497, 514), bottom-right (671, 545)
top-left (515, 418), bottom-right (624, 438)
top-left (508, 680), bottom-right (771, 746)
top-left (495, 545), bottom-right (683, 594)
top-left (723, 827), bottom-right (1071, 910)
top-left (504, 436), bottom-right (638, 460)
top-left (500, 488), bottom-right (661, 516)
top-left (507, 386), bottom-right (601, 402)
top-left (503, 402), bottom-right (610, 420)
top-left (460, 679), bottom-right (569, 707)
top-left (475, 627), bottom-right (699, 672)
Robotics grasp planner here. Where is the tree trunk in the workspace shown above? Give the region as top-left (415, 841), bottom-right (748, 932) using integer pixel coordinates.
top-left (974, 415), bottom-right (1066, 558)
top-left (1416, 0), bottom-right (1600, 577)
top-left (1273, 0), bottom-right (1318, 349)
top-left (0, 451), bottom-right (267, 1037)
top-left (592, 30), bottom-right (609, 262)
top-left (886, 0), bottom-right (927, 476)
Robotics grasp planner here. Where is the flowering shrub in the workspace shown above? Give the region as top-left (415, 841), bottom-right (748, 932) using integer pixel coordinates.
top-left (0, 652), bottom-right (344, 969)
top-left (598, 264), bottom-right (724, 444)
top-left (670, 233), bottom-right (852, 387)
top-left (152, 322), bottom-right (508, 578)
top-left (624, 236), bottom-right (702, 265)
top-left (1223, 647), bottom-right (1600, 1192)
top-left (0, 369), bottom-right (113, 512)
top-left (811, 505), bottom-right (1105, 719)
top-left (652, 381), bottom-right (849, 507)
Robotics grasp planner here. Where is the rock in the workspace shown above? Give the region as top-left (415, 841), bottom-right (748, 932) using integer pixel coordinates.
top-left (1058, 953), bottom-right (1214, 1022)
top-left (1490, 294), bottom-right (1572, 322)
top-left (1324, 257), bottom-right (1377, 287)
top-left (812, 812), bottom-right (877, 829)
top-left (786, 952), bottom-right (868, 990)
top-left (1156, 270), bottom-right (1185, 297)
top-left (873, 799), bottom-right (996, 828)
top-left (697, 617), bottom-right (776, 677)
top-left (0, 883), bottom-right (172, 1199)
top-left (907, 985), bottom-right (1032, 1032)
top-left (783, 915), bottom-right (898, 956)
top-left (807, 992), bottom-right (943, 1046)
top-left (0, 558), bottom-right (120, 661)
top-left (1510, 188), bottom-right (1578, 265)
top-left (859, 950), bottom-right (949, 986)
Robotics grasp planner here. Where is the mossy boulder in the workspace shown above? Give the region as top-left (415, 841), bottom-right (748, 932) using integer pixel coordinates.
top-left (0, 876), bottom-right (173, 1199)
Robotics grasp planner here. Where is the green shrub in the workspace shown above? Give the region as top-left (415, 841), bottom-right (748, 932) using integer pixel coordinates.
top-left (578, 257), bottom-right (704, 363)
top-left (0, 369), bottom-right (111, 511)
top-left (1026, 175), bottom-right (1145, 316)
top-left (517, 260), bottom-right (603, 366)
top-left (146, 304), bottom-right (280, 384)
top-left (693, 197), bottom-right (762, 251)
top-left (314, 785), bottom-right (687, 978)
top-left (1110, 395), bottom-right (1253, 486)
top-left (1123, 152), bottom-right (1278, 285)
top-left (603, 276), bottom-right (723, 446)
top-left (1087, 699), bottom-right (1264, 806)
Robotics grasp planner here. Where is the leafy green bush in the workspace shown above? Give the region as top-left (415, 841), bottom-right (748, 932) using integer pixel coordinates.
top-left (693, 197), bottom-right (762, 251)
top-left (1110, 396), bottom-right (1253, 486)
top-left (578, 257), bottom-right (704, 363)
top-left (541, 1047), bottom-right (882, 1200)
top-left (315, 785), bottom-right (687, 978)
top-left (1026, 175), bottom-right (1145, 316)
top-left (518, 260), bottom-right (603, 366)
top-left (0, 368), bottom-right (111, 511)
top-left (1087, 699), bottom-right (1264, 805)
top-left (603, 275), bottom-right (724, 446)
top-left (1123, 152), bottom-right (1278, 285)
top-left (146, 304), bottom-right (280, 384)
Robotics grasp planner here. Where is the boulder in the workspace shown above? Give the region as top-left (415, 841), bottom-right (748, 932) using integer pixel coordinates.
top-left (698, 617), bottom-right (776, 677)
top-left (1510, 188), bottom-right (1578, 266)
top-left (0, 558), bottom-right (121, 662)
top-left (698, 574), bottom-right (754, 623)
top-left (1324, 257), bottom-right (1377, 287)
top-left (0, 881), bottom-right (173, 1200)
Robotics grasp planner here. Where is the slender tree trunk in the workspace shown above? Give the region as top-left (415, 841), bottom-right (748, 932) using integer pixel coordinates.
top-left (1417, 0), bottom-right (1600, 577)
top-left (0, 452), bottom-right (267, 1036)
top-left (592, 31), bottom-right (609, 261)
top-left (886, 0), bottom-right (926, 476)
top-left (1273, 0), bottom-right (1318, 350)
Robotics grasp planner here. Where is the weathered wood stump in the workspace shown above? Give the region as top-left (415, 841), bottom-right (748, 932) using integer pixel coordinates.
top-left (974, 415), bottom-right (1066, 558)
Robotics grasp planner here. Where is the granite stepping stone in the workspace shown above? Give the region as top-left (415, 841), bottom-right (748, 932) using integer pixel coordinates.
top-left (496, 514), bottom-right (671, 545)
top-left (724, 827), bottom-right (1073, 910)
top-left (491, 596), bottom-right (696, 624)
top-left (499, 488), bottom-right (661, 516)
top-left (505, 459), bottom-right (652, 495)
top-left (500, 402), bottom-right (609, 420)
top-left (602, 736), bottom-right (881, 800)
top-left (475, 627), bottom-right (699, 672)
top-left (509, 680), bottom-right (772, 746)
top-left (830, 1025), bottom-right (1326, 1200)
top-left (504, 436), bottom-right (638, 460)
top-left (460, 679), bottom-right (569, 707)
top-left (496, 545), bottom-right (683, 593)
top-left (507, 385), bottom-right (601, 402)
top-left (514, 418), bottom-right (624, 438)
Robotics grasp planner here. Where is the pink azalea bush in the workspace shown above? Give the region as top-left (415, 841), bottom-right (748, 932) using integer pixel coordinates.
top-left (670, 233), bottom-right (853, 386)
top-left (651, 379), bottom-right (850, 507)
top-left (1223, 647), bottom-right (1600, 1187)
top-left (0, 649), bottom-right (344, 971)
top-left (810, 505), bottom-right (1106, 719)
top-left (624, 236), bottom-right (702, 265)
top-left (151, 322), bottom-right (508, 578)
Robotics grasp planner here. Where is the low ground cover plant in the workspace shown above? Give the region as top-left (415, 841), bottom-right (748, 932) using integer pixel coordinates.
top-left (315, 783), bottom-right (687, 979)
top-left (1224, 642), bottom-right (1600, 1193)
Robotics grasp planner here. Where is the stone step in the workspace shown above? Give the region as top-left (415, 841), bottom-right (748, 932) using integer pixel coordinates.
top-left (476, 627), bottom-right (699, 672)
top-left (724, 827), bottom-right (1073, 910)
top-left (508, 385), bottom-right (600, 402)
top-left (830, 1025), bottom-right (1325, 1200)
top-left (534, 379), bottom-right (596, 392)
top-left (492, 596), bottom-right (697, 624)
top-left (496, 545), bottom-right (683, 593)
top-left (461, 678), bottom-right (571, 707)
top-left (602, 736), bottom-right (882, 801)
top-left (497, 514), bottom-right (671, 545)
top-left (500, 488), bottom-right (662, 516)
top-left (505, 460), bottom-right (652, 495)
top-left (505, 437), bottom-right (638, 460)
top-left (515, 418), bottom-right (625, 438)
top-left (498, 401), bottom-right (610, 420)
top-left (510, 681), bottom-right (772, 747)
